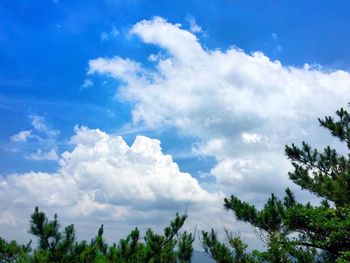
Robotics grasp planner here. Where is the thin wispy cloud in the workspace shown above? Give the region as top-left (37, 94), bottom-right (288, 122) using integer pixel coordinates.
top-left (186, 16), bottom-right (202, 34)
top-left (100, 24), bottom-right (119, 42)
top-left (10, 130), bottom-right (32, 143)
top-left (9, 115), bottom-right (60, 162)
top-left (25, 149), bottom-right (59, 161)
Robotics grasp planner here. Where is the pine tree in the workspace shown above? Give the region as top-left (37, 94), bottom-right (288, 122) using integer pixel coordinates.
top-left (0, 238), bottom-right (31, 262)
top-left (1, 206), bottom-right (193, 262)
top-left (220, 107), bottom-right (350, 262)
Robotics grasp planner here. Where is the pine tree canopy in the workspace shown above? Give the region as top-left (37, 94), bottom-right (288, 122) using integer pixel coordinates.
top-left (0, 207), bottom-right (192, 263)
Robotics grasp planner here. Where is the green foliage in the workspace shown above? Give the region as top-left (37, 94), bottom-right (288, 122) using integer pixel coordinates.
top-left (0, 207), bottom-right (193, 262)
top-left (0, 238), bottom-right (31, 262)
top-left (177, 231), bottom-right (194, 263)
top-left (224, 194), bottom-right (286, 234)
top-left (201, 229), bottom-right (258, 263)
top-left (201, 229), bottom-right (235, 263)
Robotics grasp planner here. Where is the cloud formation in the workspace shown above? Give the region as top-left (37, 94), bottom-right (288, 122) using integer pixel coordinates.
top-left (1, 127), bottom-right (219, 235)
top-left (89, 17), bottom-right (350, 199)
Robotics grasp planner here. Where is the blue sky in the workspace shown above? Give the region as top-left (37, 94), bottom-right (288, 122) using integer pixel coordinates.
top-left (1, 0), bottom-right (350, 247)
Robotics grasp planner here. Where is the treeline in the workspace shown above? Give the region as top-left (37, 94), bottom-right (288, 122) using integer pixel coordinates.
top-left (1, 208), bottom-right (193, 262)
top-left (1, 107), bottom-right (350, 263)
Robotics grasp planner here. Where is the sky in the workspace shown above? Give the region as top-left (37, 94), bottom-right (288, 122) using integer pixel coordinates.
top-left (1, 0), bottom-right (350, 249)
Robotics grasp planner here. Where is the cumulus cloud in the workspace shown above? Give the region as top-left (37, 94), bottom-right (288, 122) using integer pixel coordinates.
top-left (64, 126), bottom-right (218, 205)
top-left (1, 127), bottom-right (220, 238)
top-left (88, 17), bottom-right (350, 201)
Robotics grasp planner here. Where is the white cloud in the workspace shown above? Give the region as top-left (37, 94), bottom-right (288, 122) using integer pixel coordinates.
top-left (62, 126), bottom-right (219, 205)
top-left (2, 126), bottom-right (220, 214)
top-left (211, 159), bottom-right (248, 184)
top-left (148, 53), bottom-right (159, 62)
top-left (241, 132), bottom-right (262, 144)
top-left (210, 154), bottom-right (289, 191)
top-left (129, 17), bottom-right (205, 64)
top-left (88, 17), bottom-right (350, 198)
top-left (10, 130), bottom-right (32, 142)
top-left (25, 149), bottom-right (59, 161)
top-left (88, 57), bottom-right (143, 83)
top-left (30, 115), bottom-right (47, 132)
